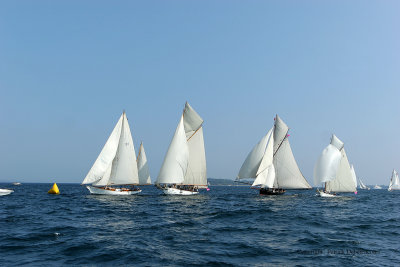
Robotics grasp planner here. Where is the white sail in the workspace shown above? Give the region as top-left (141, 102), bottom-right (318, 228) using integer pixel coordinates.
top-left (389, 169), bottom-right (400, 191)
top-left (272, 115), bottom-right (311, 189)
top-left (107, 114), bottom-right (139, 185)
top-left (137, 143), bottom-right (151, 185)
top-left (358, 177), bottom-right (368, 189)
top-left (330, 134), bottom-right (344, 151)
top-left (157, 116), bottom-right (189, 184)
top-left (350, 165), bottom-right (358, 188)
top-left (183, 102), bottom-right (203, 135)
top-left (82, 114), bottom-right (123, 185)
top-left (313, 144), bottom-right (342, 185)
top-left (273, 138), bottom-right (312, 189)
top-left (326, 148), bottom-right (357, 192)
top-left (273, 115), bottom-right (289, 154)
top-left (237, 132), bottom-right (271, 179)
top-left (252, 129), bottom-right (275, 188)
top-left (182, 103), bottom-right (207, 187)
top-left (92, 162), bottom-right (112, 186)
top-left (184, 127), bottom-right (207, 187)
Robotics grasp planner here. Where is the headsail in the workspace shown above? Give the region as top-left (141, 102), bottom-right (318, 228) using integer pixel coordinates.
top-left (237, 132), bottom-right (271, 180)
top-left (273, 115), bottom-right (312, 189)
top-left (182, 102), bottom-right (207, 188)
top-left (313, 144), bottom-right (342, 185)
top-left (252, 129), bottom-right (275, 188)
top-left (157, 115), bottom-right (189, 184)
top-left (137, 142), bottom-right (151, 185)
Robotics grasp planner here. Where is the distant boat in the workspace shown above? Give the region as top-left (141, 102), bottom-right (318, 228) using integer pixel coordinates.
top-left (0, 189), bottom-right (13, 196)
top-left (12, 182), bottom-right (21, 186)
top-left (137, 142), bottom-right (152, 185)
top-left (373, 185), bottom-right (382, 189)
top-left (314, 134), bottom-right (357, 197)
top-left (350, 165), bottom-right (370, 190)
top-left (236, 115), bottom-right (312, 195)
top-left (351, 169), bottom-right (371, 190)
top-left (358, 177), bottom-right (370, 190)
top-left (388, 169), bottom-right (400, 191)
top-left (155, 102), bottom-right (207, 195)
top-left (82, 111), bottom-right (142, 195)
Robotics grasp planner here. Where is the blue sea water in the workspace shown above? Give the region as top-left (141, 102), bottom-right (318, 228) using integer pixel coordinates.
top-left (0, 183), bottom-right (399, 266)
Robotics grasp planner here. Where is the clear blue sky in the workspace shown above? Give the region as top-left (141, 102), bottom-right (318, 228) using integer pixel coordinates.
top-left (0, 1), bottom-right (399, 185)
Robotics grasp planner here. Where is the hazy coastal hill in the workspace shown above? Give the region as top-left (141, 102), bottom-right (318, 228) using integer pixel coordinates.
top-left (208, 178), bottom-right (237, 185)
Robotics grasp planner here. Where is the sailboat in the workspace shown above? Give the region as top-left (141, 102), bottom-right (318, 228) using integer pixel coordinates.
top-left (0, 189), bottom-right (13, 196)
top-left (374, 185), bottom-right (382, 189)
top-left (314, 134), bottom-right (357, 197)
top-left (350, 164), bottom-right (370, 190)
top-left (388, 169), bottom-right (400, 191)
top-left (236, 115), bottom-right (312, 195)
top-left (137, 142), bottom-right (152, 185)
top-left (82, 111), bottom-right (142, 195)
top-left (357, 176), bottom-right (370, 190)
top-left (155, 102), bottom-right (207, 195)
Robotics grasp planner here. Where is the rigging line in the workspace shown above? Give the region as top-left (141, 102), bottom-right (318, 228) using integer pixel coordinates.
top-left (273, 128), bottom-right (289, 156)
top-left (186, 125), bottom-right (202, 142)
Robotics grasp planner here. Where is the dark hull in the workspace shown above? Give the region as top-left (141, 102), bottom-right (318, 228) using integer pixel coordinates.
top-left (259, 188), bottom-right (286, 195)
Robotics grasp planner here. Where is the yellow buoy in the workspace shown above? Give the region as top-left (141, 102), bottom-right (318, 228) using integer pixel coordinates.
top-left (48, 183), bottom-right (60, 194)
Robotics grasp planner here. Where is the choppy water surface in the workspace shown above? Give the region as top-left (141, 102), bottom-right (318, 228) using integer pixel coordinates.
top-left (0, 184), bottom-right (399, 266)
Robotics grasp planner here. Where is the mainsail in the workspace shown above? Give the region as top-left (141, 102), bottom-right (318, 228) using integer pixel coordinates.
top-left (156, 102), bottom-right (207, 187)
top-left (313, 134), bottom-right (357, 193)
top-left (183, 103), bottom-right (207, 188)
top-left (252, 129), bottom-right (275, 188)
top-left (82, 112), bottom-right (139, 186)
top-left (137, 142), bottom-right (151, 185)
top-left (388, 169), bottom-right (400, 191)
top-left (237, 115), bottom-right (311, 189)
top-left (272, 115), bottom-right (311, 189)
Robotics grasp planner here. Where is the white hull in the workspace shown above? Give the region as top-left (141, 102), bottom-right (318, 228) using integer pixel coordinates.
top-left (162, 187), bottom-right (199, 195)
top-left (0, 189), bottom-right (14, 196)
top-left (317, 190), bottom-right (337, 198)
top-left (86, 186), bottom-right (141, 195)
